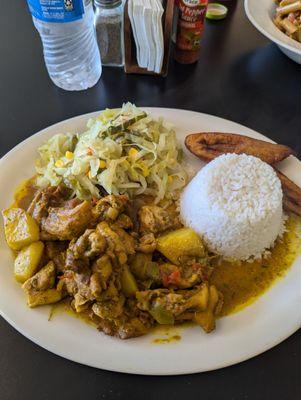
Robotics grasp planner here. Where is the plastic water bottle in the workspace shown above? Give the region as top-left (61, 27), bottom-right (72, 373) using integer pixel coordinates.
top-left (27, 0), bottom-right (102, 91)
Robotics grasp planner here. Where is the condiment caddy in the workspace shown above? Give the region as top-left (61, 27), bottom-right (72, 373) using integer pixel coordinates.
top-left (94, 0), bottom-right (227, 76)
top-left (124, 0), bottom-right (174, 76)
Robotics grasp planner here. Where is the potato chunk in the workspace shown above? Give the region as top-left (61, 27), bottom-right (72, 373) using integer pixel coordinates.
top-left (25, 289), bottom-right (62, 308)
top-left (22, 261), bottom-right (62, 308)
top-left (121, 265), bottom-right (138, 297)
top-left (22, 261), bottom-right (56, 293)
top-left (2, 208), bottom-right (39, 250)
top-left (195, 285), bottom-right (222, 333)
top-left (157, 228), bottom-right (205, 265)
top-left (14, 241), bottom-right (44, 283)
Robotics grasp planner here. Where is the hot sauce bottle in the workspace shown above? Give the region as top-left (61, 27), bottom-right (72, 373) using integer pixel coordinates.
top-left (174, 0), bottom-right (208, 64)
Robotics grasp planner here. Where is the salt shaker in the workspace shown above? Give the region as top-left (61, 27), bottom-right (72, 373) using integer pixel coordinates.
top-left (94, 0), bottom-right (124, 67)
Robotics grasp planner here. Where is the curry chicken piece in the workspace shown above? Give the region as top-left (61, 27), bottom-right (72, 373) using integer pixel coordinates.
top-left (22, 261), bottom-right (63, 308)
top-left (136, 283), bottom-right (223, 333)
top-left (93, 298), bottom-right (153, 339)
top-left (59, 266), bottom-right (112, 313)
top-left (27, 184), bottom-right (74, 223)
top-left (96, 221), bottom-right (136, 265)
top-left (93, 194), bottom-right (129, 221)
top-left (41, 200), bottom-right (93, 241)
top-left (136, 233), bottom-right (157, 253)
top-left (65, 227), bottom-right (107, 271)
top-left (138, 205), bottom-right (181, 234)
top-left (66, 219), bottom-right (136, 271)
top-left (27, 185), bottom-right (91, 241)
top-left (92, 255), bottom-right (113, 290)
top-left (111, 213), bottom-right (133, 230)
top-left (61, 264), bottom-right (152, 340)
top-left (45, 241), bottom-right (68, 272)
top-left (28, 188), bottom-right (131, 242)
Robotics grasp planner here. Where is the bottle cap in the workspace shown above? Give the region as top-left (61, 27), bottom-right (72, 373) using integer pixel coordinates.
top-left (94, 0), bottom-right (122, 8)
top-left (206, 3), bottom-right (228, 20)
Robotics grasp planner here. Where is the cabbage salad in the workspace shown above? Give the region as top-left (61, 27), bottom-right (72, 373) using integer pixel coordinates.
top-left (35, 103), bottom-right (187, 202)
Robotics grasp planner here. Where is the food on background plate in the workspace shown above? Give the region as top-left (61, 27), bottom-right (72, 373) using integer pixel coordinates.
top-left (274, 0), bottom-right (301, 43)
top-left (2, 104), bottom-right (301, 340)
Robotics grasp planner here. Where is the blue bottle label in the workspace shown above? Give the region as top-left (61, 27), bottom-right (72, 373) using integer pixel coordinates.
top-left (27, 0), bottom-right (85, 23)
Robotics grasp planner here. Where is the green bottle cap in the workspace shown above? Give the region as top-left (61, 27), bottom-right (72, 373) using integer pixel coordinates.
top-left (206, 3), bottom-right (228, 20)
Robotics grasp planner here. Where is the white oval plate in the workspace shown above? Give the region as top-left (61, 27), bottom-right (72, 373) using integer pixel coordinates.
top-left (0, 108), bottom-right (301, 375)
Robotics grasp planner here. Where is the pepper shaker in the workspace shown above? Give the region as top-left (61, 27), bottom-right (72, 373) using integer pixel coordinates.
top-left (94, 0), bottom-right (124, 67)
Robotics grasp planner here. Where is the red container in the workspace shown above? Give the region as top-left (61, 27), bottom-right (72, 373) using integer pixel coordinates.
top-left (174, 0), bottom-right (208, 64)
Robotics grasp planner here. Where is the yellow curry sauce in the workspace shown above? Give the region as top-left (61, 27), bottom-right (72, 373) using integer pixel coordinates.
top-left (211, 215), bottom-right (301, 316)
top-left (153, 335), bottom-right (181, 344)
top-left (12, 177), bottom-right (38, 210)
top-left (12, 178), bottom-right (301, 325)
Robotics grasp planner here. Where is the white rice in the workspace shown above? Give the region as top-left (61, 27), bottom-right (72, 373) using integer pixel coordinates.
top-left (180, 154), bottom-right (284, 260)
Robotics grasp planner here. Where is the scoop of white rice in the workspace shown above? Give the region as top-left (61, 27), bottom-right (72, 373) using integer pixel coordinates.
top-left (180, 154), bottom-right (284, 260)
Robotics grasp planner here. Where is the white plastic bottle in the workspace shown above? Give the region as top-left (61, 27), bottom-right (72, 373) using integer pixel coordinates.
top-left (27, 0), bottom-right (102, 91)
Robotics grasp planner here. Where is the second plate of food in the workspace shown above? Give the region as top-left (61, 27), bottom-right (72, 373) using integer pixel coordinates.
top-left (245, 0), bottom-right (301, 64)
top-left (0, 106), bottom-right (301, 375)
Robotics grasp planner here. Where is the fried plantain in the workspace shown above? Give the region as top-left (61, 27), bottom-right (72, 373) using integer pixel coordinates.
top-left (276, 170), bottom-right (301, 217)
top-left (185, 132), bottom-right (295, 164)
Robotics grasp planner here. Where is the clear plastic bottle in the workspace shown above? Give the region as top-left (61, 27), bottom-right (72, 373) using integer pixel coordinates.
top-left (27, 0), bottom-right (102, 91)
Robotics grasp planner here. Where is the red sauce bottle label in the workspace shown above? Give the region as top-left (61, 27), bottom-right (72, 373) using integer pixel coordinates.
top-left (175, 0), bottom-right (208, 63)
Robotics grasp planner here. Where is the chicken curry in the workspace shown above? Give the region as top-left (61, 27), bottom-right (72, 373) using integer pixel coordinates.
top-left (2, 179), bottom-right (301, 340)
top-left (3, 179), bottom-right (223, 339)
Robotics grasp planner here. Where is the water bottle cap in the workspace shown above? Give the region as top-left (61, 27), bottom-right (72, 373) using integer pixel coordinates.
top-left (94, 0), bottom-right (122, 8)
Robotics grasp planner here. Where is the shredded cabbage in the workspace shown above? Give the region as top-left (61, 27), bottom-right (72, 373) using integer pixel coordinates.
top-left (35, 103), bottom-right (187, 203)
